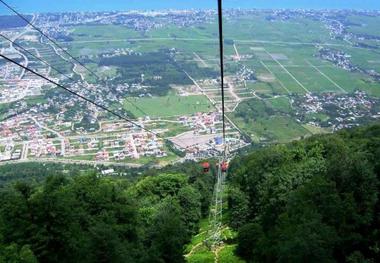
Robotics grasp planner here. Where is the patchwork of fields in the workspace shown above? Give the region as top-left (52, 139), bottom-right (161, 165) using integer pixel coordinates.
top-left (59, 12), bottom-right (380, 143)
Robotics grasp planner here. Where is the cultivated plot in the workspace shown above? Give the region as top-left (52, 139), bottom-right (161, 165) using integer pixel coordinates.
top-left (123, 93), bottom-right (213, 118)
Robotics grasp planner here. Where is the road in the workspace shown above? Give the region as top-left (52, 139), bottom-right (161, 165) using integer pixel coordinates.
top-left (233, 43), bottom-right (241, 61)
top-left (30, 117), bottom-right (66, 156)
top-left (193, 52), bottom-right (209, 67)
top-left (225, 77), bottom-right (241, 102)
top-left (63, 37), bottom-right (371, 50)
top-left (73, 63), bottom-right (85, 81)
top-left (8, 14), bottom-right (36, 79)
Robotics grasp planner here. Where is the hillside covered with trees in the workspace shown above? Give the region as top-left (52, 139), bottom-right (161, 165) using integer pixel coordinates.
top-left (1, 124), bottom-right (380, 262)
top-left (228, 124), bottom-right (380, 262)
top-left (0, 163), bottom-right (214, 262)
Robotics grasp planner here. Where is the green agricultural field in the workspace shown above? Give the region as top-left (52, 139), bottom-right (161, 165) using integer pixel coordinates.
top-left (224, 15), bottom-right (332, 43)
top-left (237, 42), bottom-right (380, 96)
top-left (233, 115), bottom-right (311, 143)
top-left (69, 25), bottom-right (142, 41)
top-left (61, 16), bottom-right (380, 100)
top-left (345, 15), bottom-right (380, 38)
top-left (284, 65), bottom-right (341, 93)
top-left (247, 82), bottom-right (284, 96)
top-left (146, 24), bottom-right (218, 40)
top-left (319, 66), bottom-right (380, 95)
top-left (41, 10), bottom-right (380, 147)
top-left (124, 93), bottom-right (213, 118)
top-left (341, 46), bottom-right (380, 73)
top-left (264, 63), bottom-right (308, 94)
top-left (230, 97), bottom-right (312, 143)
top-left (266, 96), bottom-right (293, 114)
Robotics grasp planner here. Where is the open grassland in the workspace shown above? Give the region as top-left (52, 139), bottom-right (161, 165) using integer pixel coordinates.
top-left (123, 93), bottom-right (212, 118)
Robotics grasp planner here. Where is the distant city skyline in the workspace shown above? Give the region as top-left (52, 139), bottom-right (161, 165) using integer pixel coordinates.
top-left (0, 0), bottom-right (380, 14)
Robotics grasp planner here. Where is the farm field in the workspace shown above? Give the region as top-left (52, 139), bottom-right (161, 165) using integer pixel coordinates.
top-left (266, 96), bottom-right (293, 113)
top-left (60, 12), bottom-right (380, 145)
top-left (61, 13), bottom-right (380, 101)
top-left (123, 93), bottom-right (213, 118)
top-left (236, 43), bottom-right (380, 96)
top-left (232, 115), bottom-right (311, 143)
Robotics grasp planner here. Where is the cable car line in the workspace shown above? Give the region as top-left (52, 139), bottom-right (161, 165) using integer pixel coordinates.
top-left (0, 53), bottom-right (184, 149)
top-left (217, 0), bottom-right (227, 144)
top-left (204, 0), bottom-right (230, 249)
top-left (1, 0), bottom-right (230, 248)
top-left (0, 0), bottom-right (100, 80)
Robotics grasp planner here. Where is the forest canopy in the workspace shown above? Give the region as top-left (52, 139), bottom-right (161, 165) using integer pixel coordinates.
top-left (0, 164), bottom-right (214, 262)
top-left (228, 124), bottom-right (380, 262)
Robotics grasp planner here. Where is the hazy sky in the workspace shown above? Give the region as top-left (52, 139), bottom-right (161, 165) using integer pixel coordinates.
top-left (0, 0), bottom-right (379, 14)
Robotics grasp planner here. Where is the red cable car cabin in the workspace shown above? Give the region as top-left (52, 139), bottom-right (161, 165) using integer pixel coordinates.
top-left (202, 162), bottom-right (210, 173)
top-left (221, 161), bottom-right (228, 173)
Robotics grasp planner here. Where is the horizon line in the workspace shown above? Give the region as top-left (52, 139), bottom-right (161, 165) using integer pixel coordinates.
top-left (1, 7), bottom-right (380, 16)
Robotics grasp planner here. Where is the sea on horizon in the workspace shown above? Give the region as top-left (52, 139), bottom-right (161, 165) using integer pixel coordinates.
top-left (0, 0), bottom-right (379, 15)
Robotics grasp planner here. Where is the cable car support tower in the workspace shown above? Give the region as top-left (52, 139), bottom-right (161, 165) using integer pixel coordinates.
top-left (206, 0), bottom-right (230, 250)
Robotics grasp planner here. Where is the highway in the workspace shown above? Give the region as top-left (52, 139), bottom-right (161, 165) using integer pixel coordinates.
top-left (63, 37), bottom-right (370, 50)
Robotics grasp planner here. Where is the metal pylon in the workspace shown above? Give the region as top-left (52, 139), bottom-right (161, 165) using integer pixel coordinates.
top-left (206, 158), bottom-right (227, 250)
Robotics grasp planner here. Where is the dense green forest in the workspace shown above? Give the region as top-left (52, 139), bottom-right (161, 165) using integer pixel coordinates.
top-left (0, 162), bottom-right (214, 262)
top-left (228, 124), bottom-right (380, 262)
